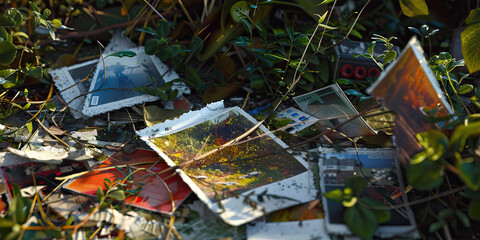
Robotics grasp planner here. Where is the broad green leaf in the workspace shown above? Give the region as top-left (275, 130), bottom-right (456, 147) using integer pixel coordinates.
top-left (465, 9), bottom-right (480, 25)
top-left (156, 19), bottom-right (171, 39)
top-left (457, 162), bottom-right (480, 191)
top-left (468, 199), bottom-right (480, 221)
top-left (3, 8), bottom-right (23, 26)
top-left (323, 189), bottom-right (343, 202)
top-left (145, 39), bottom-right (162, 55)
top-left (459, 84), bottom-right (474, 95)
top-left (345, 177), bottom-right (368, 197)
top-left (0, 41), bottom-right (17, 66)
top-left (109, 50), bottom-right (136, 58)
top-left (344, 205), bottom-right (378, 240)
top-left (358, 197), bottom-right (391, 224)
top-left (0, 16), bottom-right (16, 27)
top-left (231, 1), bottom-right (250, 23)
top-left (22, 65), bottom-right (43, 79)
top-left (0, 27), bottom-right (12, 42)
top-left (399, 0), bottom-right (429, 17)
top-left (51, 19), bottom-right (62, 28)
top-left (407, 159), bottom-right (444, 190)
top-left (461, 17), bottom-right (480, 73)
top-left (109, 189), bottom-right (126, 201)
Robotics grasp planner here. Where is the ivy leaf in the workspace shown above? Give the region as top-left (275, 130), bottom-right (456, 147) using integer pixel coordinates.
top-left (231, 1), bottom-right (250, 23)
top-left (399, 0), bottom-right (429, 17)
top-left (461, 11), bottom-right (480, 73)
top-left (344, 205), bottom-right (378, 240)
top-left (407, 159), bottom-right (444, 190)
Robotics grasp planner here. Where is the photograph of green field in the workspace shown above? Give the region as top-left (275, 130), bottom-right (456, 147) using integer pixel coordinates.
top-left (150, 109), bottom-right (307, 201)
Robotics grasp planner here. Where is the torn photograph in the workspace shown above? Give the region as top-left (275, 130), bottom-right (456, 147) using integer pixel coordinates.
top-left (50, 59), bottom-right (98, 119)
top-left (138, 104), bottom-right (315, 226)
top-left (293, 83), bottom-right (376, 139)
top-left (83, 46), bottom-right (184, 117)
top-left (64, 149), bottom-right (191, 214)
top-left (366, 37), bottom-right (453, 166)
top-left (317, 147), bottom-right (418, 238)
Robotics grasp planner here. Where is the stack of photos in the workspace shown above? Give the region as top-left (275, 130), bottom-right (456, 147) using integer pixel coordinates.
top-left (367, 37), bottom-right (453, 166)
top-left (293, 83), bottom-right (376, 139)
top-left (317, 147), bottom-right (418, 238)
top-left (138, 104), bottom-right (315, 226)
top-left (51, 46), bottom-right (188, 118)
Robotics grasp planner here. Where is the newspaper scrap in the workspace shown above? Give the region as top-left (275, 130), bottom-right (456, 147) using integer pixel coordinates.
top-left (317, 147), bottom-right (418, 239)
top-left (137, 102), bottom-right (315, 226)
top-left (293, 83), bottom-right (376, 139)
top-left (366, 37), bottom-right (453, 166)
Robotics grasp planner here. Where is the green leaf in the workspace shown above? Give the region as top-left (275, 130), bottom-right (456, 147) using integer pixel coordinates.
top-left (459, 84), bottom-right (474, 95)
top-left (22, 103), bottom-right (31, 110)
top-left (189, 36), bottom-right (204, 56)
top-left (25, 121), bottom-right (32, 132)
top-left (429, 220), bottom-right (445, 233)
top-left (344, 205), bottom-right (378, 240)
top-left (1, 70), bottom-right (20, 88)
top-left (249, 74), bottom-right (264, 90)
top-left (315, 11), bottom-right (328, 24)
top-left (2, 8), bottom-right (23, 27)
top-left (448, 121), bottom-right (480, 152)
top-left (52, 19), bottom-right (62, 28)
top-left (468, 199), bottom-right (480, 221)
top-left (108, 189), bottom-right (126, 201)
top-left (109, 50), bottom-right (136, 58)
top-left (185, 65), bottom-right (202, 90)
top-left (455, 210), bottom-right (470, 227)
top-left (383, 50), bottom-right (397, 65)
top-left (45, 102), bottom-right (56, 111)
top-left (0, 27), bottom-right (10, 42)
top-left (465, 9), bottom-right (480, 25)
top-left (96, 186), bottom-right (105, 201)
top-left (317, 0), bottom-right (334, 6)
top-left (96, 0), bottom-right (108, 9)
top-left (408, 27), bottom-right (422, 36)
top-left (42, 8), bottom-right (51, 18)
top-left (407, 159), bottom-right (444, 190)
top-left (438, 208), bottom-right (454, 220)
top-left (240, 17), bottom-right (252, 37)
top-left (156, 19), bottom-right (171, 39)
top-left (0, 16), bottom-right (16, 27)
top-left (231, 1), bottom-right (250, 23)
top-left (457, 162), bottom-right (480, 191)
top-left (399, 0), bottom-right (429, 17)
top-left (461, 19), bottom-right (480, 73)
top-left (345, 177), bottom-right (368, 197)
top-left (323, 189), bottom-right (343, 202)
top-left (137, 27), bottom-right (157, 36)
top-left (145, 39), bottom-right (162, 55)
top-left (22, 65), bottom-right (43, 79)
top-left (358, 198), bottom-right (391, 224)
top-left (415, 130), bottom-right (448, 162)
top-left (0, 41), bottom-right (17, 66)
